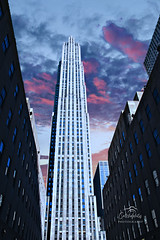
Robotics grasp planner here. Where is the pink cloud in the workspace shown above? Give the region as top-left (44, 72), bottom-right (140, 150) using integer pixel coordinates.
top-left (87, 93), bottom-right (110, 104)
top-left (34, 97), bottom-right (54, 106)
top-left (24, 78), bottom-right (55, 95)
top-left (38, 72), bottom-right (52, 81)
top-left (93, 77), bottom-right (107, 96)
top-left (83, 60), bottom-right (99, 74)
top-left (102, 23), bottom-right (147, 63)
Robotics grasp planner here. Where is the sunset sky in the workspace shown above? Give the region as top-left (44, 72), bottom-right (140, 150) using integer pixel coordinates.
top-left (8, 0), bottom-right (160, 174)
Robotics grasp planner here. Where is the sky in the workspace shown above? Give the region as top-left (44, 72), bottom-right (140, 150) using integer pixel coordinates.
top-left (8, 0), bottom-right (160, 174)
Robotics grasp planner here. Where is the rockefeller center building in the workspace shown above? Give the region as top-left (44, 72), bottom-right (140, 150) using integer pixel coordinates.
top-left (44, 37), bottom-right (106, 240)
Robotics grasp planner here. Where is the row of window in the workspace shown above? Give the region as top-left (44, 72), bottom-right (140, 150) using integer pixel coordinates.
top-left (112, 97), bottom-right (159, 166)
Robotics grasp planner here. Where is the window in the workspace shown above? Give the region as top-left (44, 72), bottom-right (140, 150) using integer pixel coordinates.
top-left (145, 143), bottom-right (152, 158)
top-left (122, 131), bottom-right (125, 141)
top-left (145, 179), bottom-right (150, 195)
top-left (0, 5), bottom-right (3, 18)
top-left (2, 35), bottom-right (9, 53)
top-left (9, 63), bottom-right (14, 78)
top-left (139, 119), bottom-right (144, 133)
top-left (138, 187), bottom-right (143, 202)
top-left (6, 109), bottom-right (12, 126)
top-left (0, 140), bottom-right (4, 154)
top-left (129, 142), bottom-right (133, 154)
top-left (0, 194), bottom-right (3, 207)
top-left (144, 216), bottom-right (149, 232)
top-left (145, 104), bottom-right (152, 120)
top-left (153, 129), bottom-right (160, 145)
top-left (0, 87), bottom-right (6, 107)
top-left (18, 103), bottom-right (23, 115)
top-left (133, 194), bottom-right (137, 207)
top-left (119, 139), bottom-right (122, 148)
top-left (17, 142), bottom-right (22, 156)
top-left (139, 154), bottom-right (144, 168)
top-left (23, 118), bottom-right (26, 129)
top-left (153, 88), bottom-right (160, 104)
top-left (153, 170), bottom-right (159, 187)
top-left (12, 128), bottom-right (17, 143)
top-left (5, 157), bottom-right (11, 175)
top-left (14, 85), bottom-right (19, 97)
top-left (129, 171), bottom-right (132, 183)
top-left (151, 209), bottom-right (158, 228)
top-left (134, 163), bottom-right (138, 176)
top-left (134, 131), bottom-right (138, 144)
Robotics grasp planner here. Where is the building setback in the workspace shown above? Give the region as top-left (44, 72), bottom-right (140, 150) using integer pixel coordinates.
top-left (94, 161), bottom-right (109, 231)
top-left (144, 16), bottom-right (160, 76)
top-left (44, 36), bottom-right (106, 240)
top-left (103, 52), bottom-right (160, 239)
top-left (0, 0), bottom-right (42, 239)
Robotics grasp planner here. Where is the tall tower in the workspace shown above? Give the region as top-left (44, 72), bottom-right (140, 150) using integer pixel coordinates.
top-left (44, 37), bottom-right (105, 239)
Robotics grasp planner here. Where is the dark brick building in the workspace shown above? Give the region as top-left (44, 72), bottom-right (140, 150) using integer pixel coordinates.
top-left (103, 53), bottom-right (160, 239)
top-left (0, 0), bottom-right (42, 239)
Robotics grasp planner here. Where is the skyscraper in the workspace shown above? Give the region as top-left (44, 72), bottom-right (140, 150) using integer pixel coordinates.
top-left (144, 16), bottom-right (160, 76)
top-left (44, 37), bottom-right (106, 240)
top-left (94, 161), bottom-right (109, 223)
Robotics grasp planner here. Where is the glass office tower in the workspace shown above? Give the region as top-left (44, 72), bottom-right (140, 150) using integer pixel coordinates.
top-left (44, 37), bottom-right (105, 240)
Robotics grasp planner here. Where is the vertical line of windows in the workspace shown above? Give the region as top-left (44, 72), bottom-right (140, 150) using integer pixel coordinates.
top-left (9, 62), bottom-right (14, 78)
top-left (139, 119), bottom-right (144, 133)
top-left (5, 157), bottom-right (11, 175)
top-left (6, 109), bottom-right (12, 126)
top-left (0, 4), bottom-right (3, 18)
top-left (153, 129), bottom-right (160, 145)
top-left (145, 143), bottom-right (152, 158)
top-left (0, 140), bottom-right (4, 154)
top-left (134, 131), bottom-right (138, 144)
top-left (14, 84), bottom-right (19, 98)
top-left (153, 88), bottom-right (160, 104)
top-left (139, 154), bottom-right (144, 168)
top-left (0, 87), bottom-right (6, 107)
top-left (145, 104), bottom-right (152, 120)
top-left (2, 35), bottom-right (9, 53)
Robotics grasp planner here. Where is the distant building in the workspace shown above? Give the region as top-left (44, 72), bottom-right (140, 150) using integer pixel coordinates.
top-left (0, 1), bottom-right (41, 239)
top-left (144, 16), bottom-right (160, 76)
top-left (94, 161), bottom-right (109, 229)
top-left (103, 53), bottom-right (160, 239)
top-left (27, 98), bottom-right (46, 240)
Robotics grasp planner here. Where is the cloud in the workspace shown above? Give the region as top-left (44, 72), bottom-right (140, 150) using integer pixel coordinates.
top-left (102, 22), bottom-right (148, 63)
top-left (34, 97), bottom-right (54, 106)
top-left (23, 72), bottom-right (57, 126)
top-left (83, 59), bottom-right (99, 74)
top-left (24, 77), bottom-right (55, 95)
top-left (87, 93), bottom-right (110, 104)
top-left (93, 77), bottom-right (107, 96)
